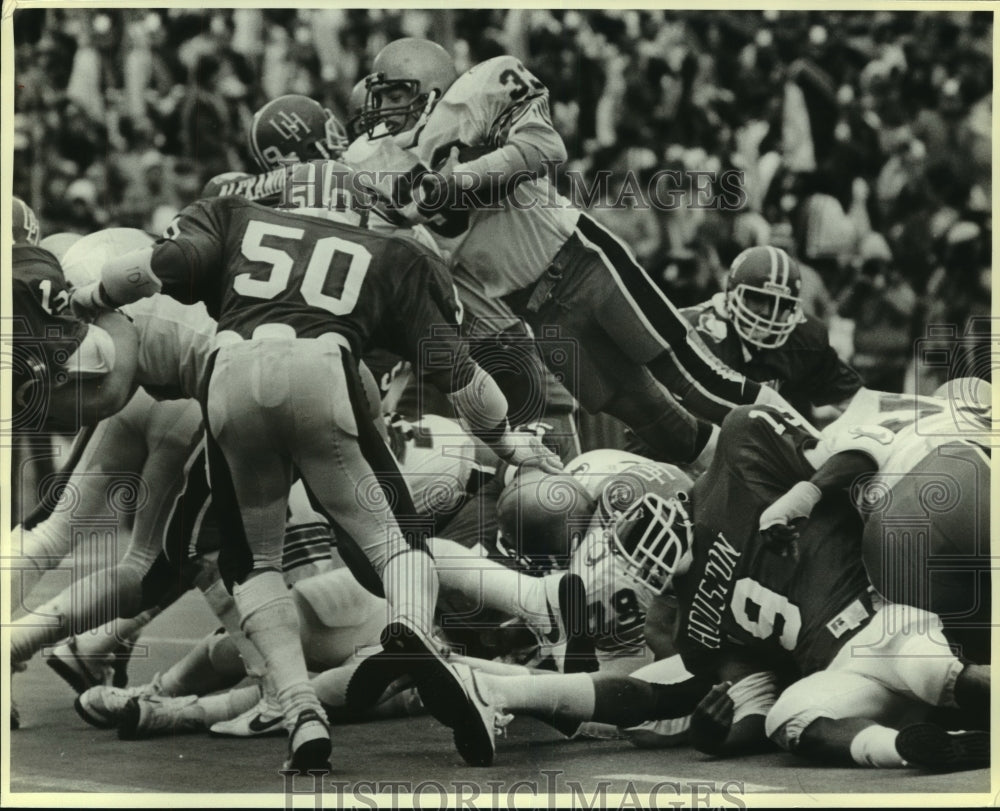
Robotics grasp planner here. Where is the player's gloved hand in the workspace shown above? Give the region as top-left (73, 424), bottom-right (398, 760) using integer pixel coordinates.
top-left (759, 480), bottom-right (822, 557)
top-left (68, 282), bottom-right (112, 321)
top-left (496, 430), bottom-right (564, 474)
top-left (417, 146), bottom-right (462, 211)
top-left (689, 681), bottom-right (734, 755)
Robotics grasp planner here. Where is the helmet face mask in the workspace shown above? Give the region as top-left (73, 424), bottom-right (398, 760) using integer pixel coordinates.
top-left (610, 492), bottom-right (692, 596)
top-left (360, 38), bottom-right (458, 140)
top-left (361, 75), bottom-right (427, 138)
top-left (249, 95), bottom-right (349, 171)
top-left (726, 246), bottom-right (804, 349)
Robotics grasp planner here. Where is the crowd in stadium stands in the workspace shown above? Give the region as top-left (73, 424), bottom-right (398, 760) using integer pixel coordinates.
top-left (13, 8), bottom-right (992, 395)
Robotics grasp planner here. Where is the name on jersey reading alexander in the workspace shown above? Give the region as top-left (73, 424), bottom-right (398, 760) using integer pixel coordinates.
top-left (688, 533), bottom-right (740, 650)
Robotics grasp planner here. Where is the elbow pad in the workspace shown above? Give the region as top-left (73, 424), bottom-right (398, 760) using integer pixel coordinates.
top-left (729, 671), bottom-right (780, 723)
top-left (64, 323), bottom-right (116, 376)
top-left (101, 247), bottom-right (160, 306)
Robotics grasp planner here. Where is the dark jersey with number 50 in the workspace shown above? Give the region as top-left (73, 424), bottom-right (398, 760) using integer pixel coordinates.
top-left (151, 196), bottom-right (463, 362)
top-left (672, 405), bottom-right (873, 679)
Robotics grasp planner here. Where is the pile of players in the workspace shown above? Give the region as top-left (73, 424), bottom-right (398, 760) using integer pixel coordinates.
top-left (8, 37), bottom-right (991, 776)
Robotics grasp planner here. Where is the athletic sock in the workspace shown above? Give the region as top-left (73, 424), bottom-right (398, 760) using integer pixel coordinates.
top-left (196, 685), bottom-right (263, 726)
top-left (849, 724), bottom-right (907, 767)
top-left (233, 571), bottom-right (323, 727)
top-left (476, 672), bottom-right (595, 724)
top-left (382, 549), bottom-right (438, 633)
top-left (431, 538), bottom-right (548, 629)
top-left (201, 575), bottom-right (267, 680)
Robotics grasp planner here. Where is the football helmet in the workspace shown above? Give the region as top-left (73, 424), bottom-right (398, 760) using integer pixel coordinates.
top-left (39, 232), bottom-right (84, 264)
top-left (725, 245), bottom-right (804, 349)
top-left (597, 463), bottom-right (694, 596)
top-left (13, 196), bottom-right (41, 246)
top-left (361, 38), bottom-right (457, 139)
top-left (496, 468), bottom-right (597, 566)
top-left (248, 95), bottom-right (349, 171)
top-left (61, 228), bottom-right (155, 288)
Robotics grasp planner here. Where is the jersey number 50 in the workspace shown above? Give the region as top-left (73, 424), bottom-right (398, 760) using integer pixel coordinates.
top-left (237, 219), bottom-right (371, 316)
top-left (731, 577), bottom-right (801, 651)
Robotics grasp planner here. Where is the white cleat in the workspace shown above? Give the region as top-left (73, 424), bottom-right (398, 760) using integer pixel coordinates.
top-left (450, 663), bottom-right (513, 767)
top-left (210, 693), bottom-right (285, 738)
top-left (75, 674), bottom-right (164, 729)
top-left (117, 694), bottom-right (204, 740)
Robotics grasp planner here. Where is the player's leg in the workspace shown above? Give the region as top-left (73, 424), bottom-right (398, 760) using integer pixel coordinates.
top-left (570, 213), bottom-right (753, 424)
top-left (205, 340), bottom-right (329, 771)
top-left (9, 395), bottom-right (152, 666)
top-left (296, 343), bottom-right (499, 765)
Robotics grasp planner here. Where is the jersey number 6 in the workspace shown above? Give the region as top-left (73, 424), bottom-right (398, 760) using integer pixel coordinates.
top-left (237, 219), bottom-right (371, 316)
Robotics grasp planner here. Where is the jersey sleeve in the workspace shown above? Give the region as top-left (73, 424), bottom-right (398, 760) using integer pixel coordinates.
top-left (12, 247), bottom-right (73, 315)
top-left (717, 405), bottom-right (819, 494)
top-left (150, 198), bottom-right (229, 304)
top-left (785, 319), bottom-right (863, 407)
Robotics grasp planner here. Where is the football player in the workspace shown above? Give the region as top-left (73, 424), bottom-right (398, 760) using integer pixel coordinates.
top-left (766, 379), bottom-right (992, 664)
top-left (348, 38), bottom-right (810, 465)
top-left (71, 191), bottom-right (562, 771)
top-left (638, 404), bottom-right (989, 770)
top-left (244, 94), bottom-right (584, 461)
top-left (680, 246), bottom-right (863, 419)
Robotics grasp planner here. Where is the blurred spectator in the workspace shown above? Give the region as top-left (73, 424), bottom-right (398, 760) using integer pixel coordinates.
top-left (837, 232), bottom-right (917, 392)
top-left (11, 9), bottom-right (991, 398)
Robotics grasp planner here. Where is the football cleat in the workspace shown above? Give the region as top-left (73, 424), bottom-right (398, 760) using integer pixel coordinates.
top-left (45, 637), bottom-right (115, 695)
top-left (895, 722), bottom-right (990, 771)
top-left (380, 620), bottom-right (496, 766)
top-left (209, 693), bottom-right (285, 738)
top-left (344, 651), bottom-right (416, 712)
top-left (283, 708), bottom-right (332, 775)
top-left (75, 675), bottom-right (164, 729)
top-left (450, 663), bottom-right (512, 767)
top-left (117, 694), bottom-right (204, 740)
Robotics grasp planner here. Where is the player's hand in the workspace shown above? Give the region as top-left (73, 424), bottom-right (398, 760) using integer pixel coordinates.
top-left (68, 282), bottom-right (110, 322)
top-left (418, 146), bottom-right (462, 210)
top-left (497, 431), bottom-right (564, 474)
top-left (689, 681), bottom-right (734, 755)
top-left (759, 481), bottom-right (821, 558)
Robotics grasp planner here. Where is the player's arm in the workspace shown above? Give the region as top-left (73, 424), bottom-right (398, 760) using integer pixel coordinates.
top-left (423, 58), bottom-right (567, 205)
top-left (403, 253), bottom-right (562, 473)
top-left (644, 591), bottom-right (680, 660)
top-left (73, 200), bottom-right (226, 311)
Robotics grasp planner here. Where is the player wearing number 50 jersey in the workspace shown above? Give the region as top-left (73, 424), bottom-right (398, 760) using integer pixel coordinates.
top-left (350, 39), bottom-right (804, 465)
top-left (75, 195), bottom-right (562, 771)
top-left (634, 404), bottom-right (990, 771)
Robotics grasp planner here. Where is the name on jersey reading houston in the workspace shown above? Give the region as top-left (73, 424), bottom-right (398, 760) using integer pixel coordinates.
top-left (688, 533), bottom-right (741, 650)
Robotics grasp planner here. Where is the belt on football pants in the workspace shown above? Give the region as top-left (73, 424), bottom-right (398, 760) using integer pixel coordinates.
top-left (521, 235), bottom-right (577, 313)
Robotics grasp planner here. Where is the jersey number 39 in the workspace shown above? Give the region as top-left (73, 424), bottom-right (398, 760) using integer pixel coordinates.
top-left (237, 219), bottom-right (371, 315)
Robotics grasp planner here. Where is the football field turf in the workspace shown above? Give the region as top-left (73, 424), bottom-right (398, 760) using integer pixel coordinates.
top-left (7, 589), bottom-right (992, 806)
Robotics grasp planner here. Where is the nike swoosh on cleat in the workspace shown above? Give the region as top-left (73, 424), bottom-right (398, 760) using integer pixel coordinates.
top-left (248, 714), bottom-right (284, 733)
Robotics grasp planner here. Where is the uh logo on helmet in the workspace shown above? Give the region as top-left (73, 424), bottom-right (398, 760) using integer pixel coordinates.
top-left (249, 94), bottom-right (349, 172)
top-left (596, 462), bottom-right (694, 596)
top-left (361, 38), bottom-right (458, 139)
top-left (725, 245), bottom-right (805, 349)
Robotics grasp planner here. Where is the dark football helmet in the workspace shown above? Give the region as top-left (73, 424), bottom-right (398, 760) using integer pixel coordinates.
top-left (13, 196), bottom-right (41, 246)
top-left (725, 245), bottom-right (804, 349)
top-left (248, 95), bottom-right (349, 171)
